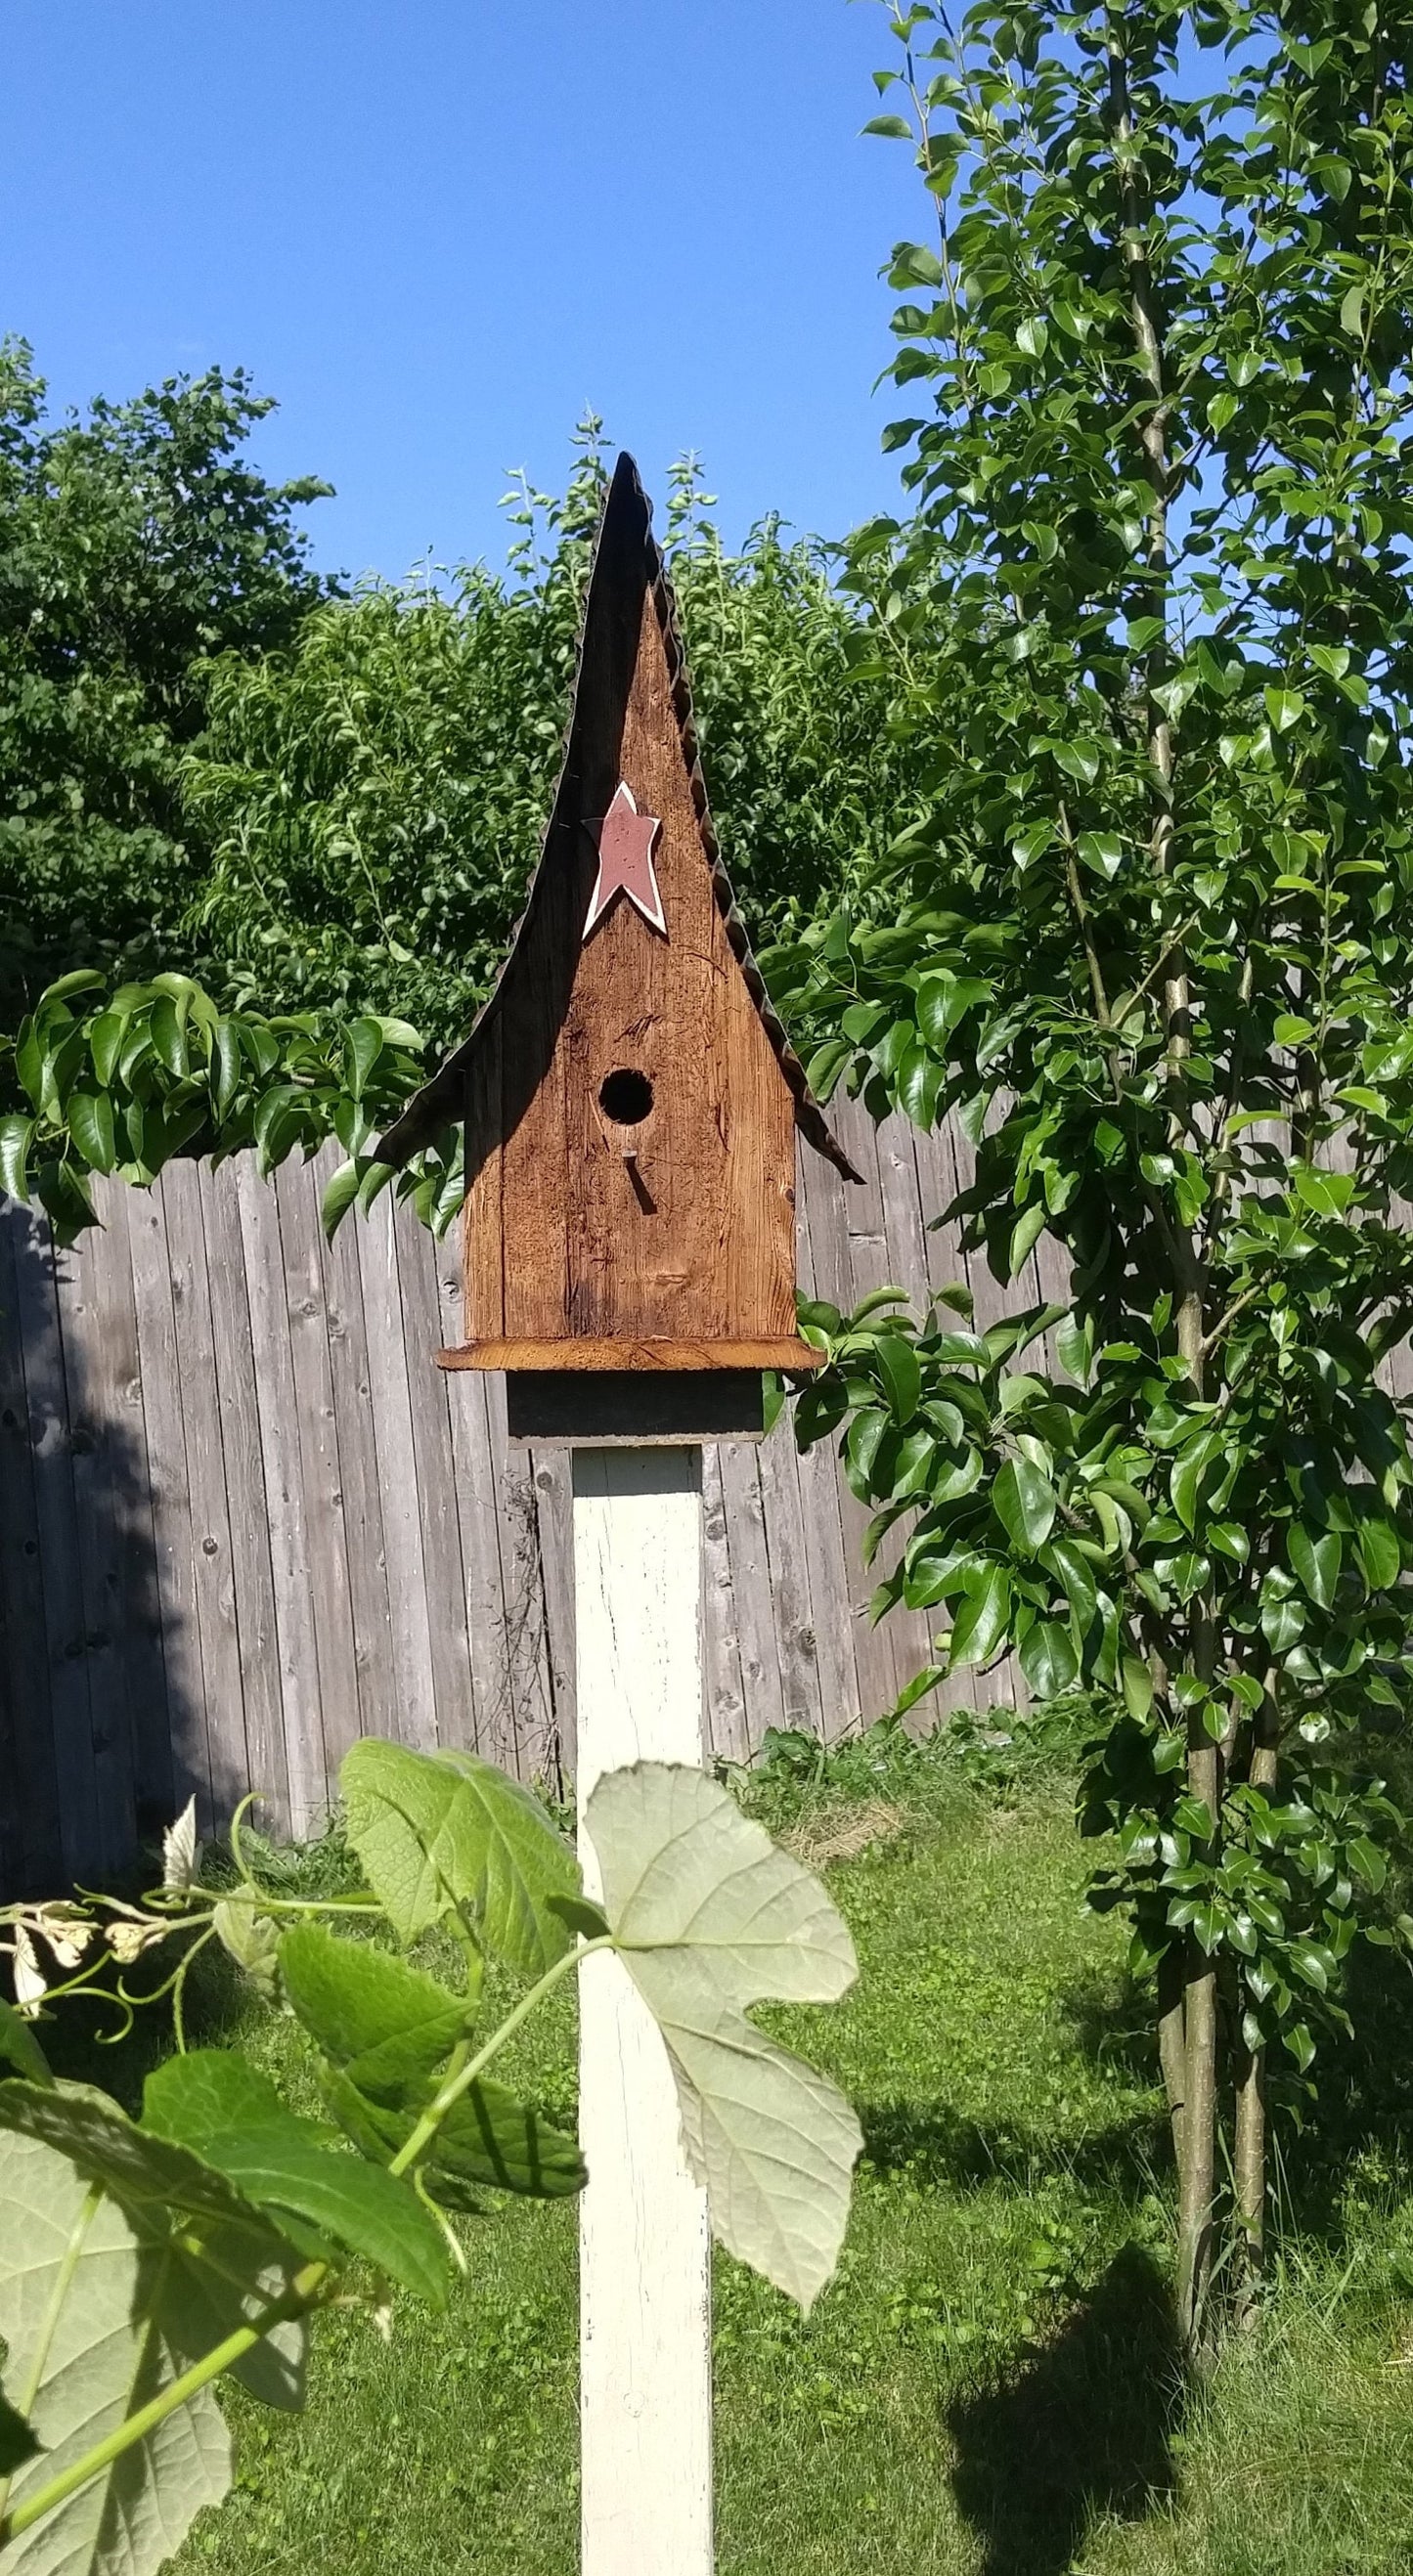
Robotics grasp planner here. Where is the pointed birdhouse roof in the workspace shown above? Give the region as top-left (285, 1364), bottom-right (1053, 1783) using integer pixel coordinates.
top-left (375, 451), bottom-right (861, 1182)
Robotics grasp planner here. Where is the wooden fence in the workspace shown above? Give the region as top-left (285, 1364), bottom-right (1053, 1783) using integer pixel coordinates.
top-left (0, 1096), bottom-right (1049, 1894)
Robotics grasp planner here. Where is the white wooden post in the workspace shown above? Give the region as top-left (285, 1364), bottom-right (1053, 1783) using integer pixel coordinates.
top-left (573, 1444), bottom-right (714, 2576)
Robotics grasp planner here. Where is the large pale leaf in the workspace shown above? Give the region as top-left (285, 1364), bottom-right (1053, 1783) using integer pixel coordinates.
top-left (591, 1763), bottom-right (858, 2009)
top-left (0, 2081), bottom-right (267, 2235)
top-left (0, 2130), bottom-right (232, 2576)
top-left (0, 2083), bottom-right (308, 2424)
top-left (585, 1764), bottom-right (861, 2310)
top-left (341, 1741), bottom-right (579, 1974)
top-left (142, 2054), bottom-right (448, 2306)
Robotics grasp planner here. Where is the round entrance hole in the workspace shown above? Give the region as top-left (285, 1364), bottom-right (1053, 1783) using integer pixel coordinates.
top-left (598, 1067), bottom-right (654, 1126)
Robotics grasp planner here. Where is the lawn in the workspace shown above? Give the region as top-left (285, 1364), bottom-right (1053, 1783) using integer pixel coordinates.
top-left (101, 1737), bottom-right (1413, 2576)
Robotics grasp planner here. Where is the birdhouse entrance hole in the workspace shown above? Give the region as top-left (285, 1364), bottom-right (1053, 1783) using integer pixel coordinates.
top-left (599, 1068), bottom-right (654, 1125)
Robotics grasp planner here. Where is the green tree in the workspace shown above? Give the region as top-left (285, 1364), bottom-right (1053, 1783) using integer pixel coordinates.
top-left (182, 437), bottom-right (931, 1055)
top-left (0, 343), bottom-right (331, 1024)
top-left (772, 0), bottom-right (1413, 2356)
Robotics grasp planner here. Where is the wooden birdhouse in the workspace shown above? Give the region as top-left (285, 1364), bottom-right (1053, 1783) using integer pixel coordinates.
top-left (377, 452), bottom-right (858, 1438)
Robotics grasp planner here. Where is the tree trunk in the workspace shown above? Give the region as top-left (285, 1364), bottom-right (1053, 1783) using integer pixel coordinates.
top-left (1157, 1940), bottom-right (1185, 2165)
top-left (1233, 1689), bottom-right (1279, 2327)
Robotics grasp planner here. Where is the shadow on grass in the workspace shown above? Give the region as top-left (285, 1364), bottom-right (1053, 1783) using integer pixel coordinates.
top-left (860, 2098), bottom-right (1165, 2203)
top-left (30, 1935), bottom-right (249, 2115)
top-left (1059, 1966), bottom-right (1163, 2095)
top-left (947, 2244), bottom-right (1182, 2576)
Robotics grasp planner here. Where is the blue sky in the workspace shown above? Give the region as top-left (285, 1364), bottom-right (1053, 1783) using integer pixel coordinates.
top-left (2, 1), bottom-right (923, 583)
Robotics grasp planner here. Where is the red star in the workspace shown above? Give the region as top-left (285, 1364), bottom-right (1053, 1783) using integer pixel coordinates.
top-left (583, 782), bottom-right (667, 940)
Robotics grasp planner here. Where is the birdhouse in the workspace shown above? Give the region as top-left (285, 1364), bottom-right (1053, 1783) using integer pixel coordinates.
top-left (377, 453), bottom-right (858, 1439)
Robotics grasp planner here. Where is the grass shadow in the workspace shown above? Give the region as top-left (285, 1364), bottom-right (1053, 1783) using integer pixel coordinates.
top-left (28, 1926), bottom-right (251, 2114)
top-left (860, 2097), bottom-right (1166, 2204)
top-left (947, 2243), bottom-right (1182, 2576)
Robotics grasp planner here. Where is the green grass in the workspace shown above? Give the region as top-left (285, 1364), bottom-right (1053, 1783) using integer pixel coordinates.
top-left (119, 1749), bottom-right (1413, 2575)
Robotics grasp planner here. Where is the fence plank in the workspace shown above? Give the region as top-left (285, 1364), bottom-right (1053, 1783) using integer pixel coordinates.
top-left (162, 1162), bottom-right (251, 1830)
top-left (0, 1210), bottom-right (63, 1891)
top-left (276, 1158), bottom-right (362, 1784)
top-left (357, 1193), bottom-right (439, 1756)
top-left (434, 1228), bottom-right (515, 1764)
top-left (716, 1443), bottom-right (786, 1746)
top-left (125, 1185), bottom-right (208, 1828)
top-left (701, 1444), bottom-right (748, 1763)
top-left (320, 1157), bottom-right (397, 1754)
top-left (487, 1377), bottom-right (558, 1786)
top-left (392, 1210), bottom-right (473, 1749)
top-left (235, 1159), bottom-right (327, 1835)
top-left (199, 1161), bottom-right (289, 1838)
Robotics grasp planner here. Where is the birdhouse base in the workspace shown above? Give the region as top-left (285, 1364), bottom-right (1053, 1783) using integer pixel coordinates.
top-left (505, 1370), bottom-right (770, 1447)
top-left (436, 1337), bottom-right (824, 1373)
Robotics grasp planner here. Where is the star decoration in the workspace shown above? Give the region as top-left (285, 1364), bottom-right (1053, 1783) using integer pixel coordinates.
top-left (583, 782), bottom-right (667, 940)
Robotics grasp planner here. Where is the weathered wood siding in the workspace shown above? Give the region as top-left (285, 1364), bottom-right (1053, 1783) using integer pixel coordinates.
top-left (0, 1099), bottom-right (1029, 1891)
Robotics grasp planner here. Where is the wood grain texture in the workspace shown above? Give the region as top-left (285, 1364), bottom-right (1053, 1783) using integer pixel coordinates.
top-left (438, 1336), bottom-right (823, 1372)
top-left (161, 1162), bottom-right (253, 1823)
top-left (0, 1209), bottom-right (63, 1892)
top-left (125, 1186), bottom-right (207, 1824)
top-left (358, 1194), bottom-right (439, 1756)
top-left (275, 1158), bottom-right (362, 1790)
top-left (236, 1158), bottom-right (328, 1835)
top-left (319, 1143), bottom-right (397, 1756)
top-left (199, 1159), bottom-right (290, 1837)
top-left (463, 541), bottom-right (800, 1356)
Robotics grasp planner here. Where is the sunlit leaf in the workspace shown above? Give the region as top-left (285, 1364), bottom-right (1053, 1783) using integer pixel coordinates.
top-left (586, 1764), bottom-right (860, 2310)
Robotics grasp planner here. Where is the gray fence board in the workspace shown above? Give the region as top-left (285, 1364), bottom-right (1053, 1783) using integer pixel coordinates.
top-left (1, 1110), bottom-right (1041, 1889)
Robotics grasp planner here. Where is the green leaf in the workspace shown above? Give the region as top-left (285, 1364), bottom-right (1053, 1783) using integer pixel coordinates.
top-left (1121, 1656), bottom-right (1154, 1721)
top-left (994, 1456), bottom-right (1056, 1552)
top-left (1077, 830), bottom-right (1122, 879)
top-left (211, 1895), bottom-right (280, 1997)
top-left (0, 2077), bottom-right (272, 2234)
top-left (88, 1008), bottom-right (128, 1088)
top-left (1356, 1517), bottom-right (1401, 1592)
top-left (65, 1090), bottom-right (117, 1175)
top-left (585, 1764), bottom-right (860, 2311)
top-left (1289, 1523), bottom-right (1342, 1611)
top-left (862, 112), bottom-right (913, 138)
top-left (946, 1562), bottom-right (1010, 1667)
top-left (148, 995), bottom-right (189, 1078)
top-left (1348, 1836), bottom-right (1388, 1892)
top-left (1019, 1619), bottom-right (1079, 1697)
top-left (343, 1018), bottom-right (384, 1101)
top-left (1053, 738), bottom-right (1100, 786)
top-left (278, 1926), bottom-right (468, 2099)
top-left (0, 1113), bottom-right (34, 1205)
top-left (0, 1999), bottom-right (54, 2086)
top-left (340, 1741), bottom-right (580, 1972)
top-left (1008, 1200), bottom-right (1047, 1275)
top-left (325, 2067), bottom-right (585, 2204)
top-left (321, 1157), bottom-right (362, 1241)
top-left (1292, 1164), bottom-right (1354, 1217)
top-left (142, 2052), bottom-right (449, 2304)
top-left (0, 2077), bottom-right (309, 2431)
top-left (873, 1332), bottom-right (921, 1423)
top-left (1263, 685), bottom-right (1305, 734)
